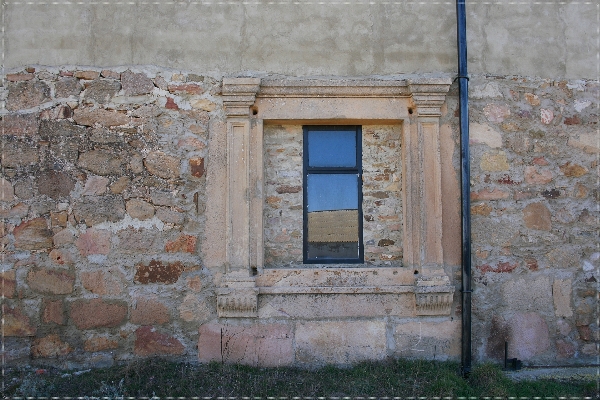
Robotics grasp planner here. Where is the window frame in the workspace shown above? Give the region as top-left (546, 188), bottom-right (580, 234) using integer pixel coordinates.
top-left (302, 125), bottom-right (364, 264)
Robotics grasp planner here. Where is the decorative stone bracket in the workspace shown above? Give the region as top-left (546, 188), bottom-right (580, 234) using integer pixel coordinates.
top-left (217, 272), bottom-right (258, 318)
top-left (414, 276), bottom-right (455, 316)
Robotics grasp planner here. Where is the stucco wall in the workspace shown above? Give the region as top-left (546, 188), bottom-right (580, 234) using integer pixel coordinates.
top-left (3, 3), bottom-right (597, 79)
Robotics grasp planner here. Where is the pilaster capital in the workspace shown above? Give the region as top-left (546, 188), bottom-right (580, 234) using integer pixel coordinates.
top-left (222, 77), bottom-right (261, 117)
top-left (408, 78), bottom-right (452, 117)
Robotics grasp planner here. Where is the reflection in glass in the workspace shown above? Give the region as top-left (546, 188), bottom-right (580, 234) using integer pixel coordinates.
top-left (308, 130), bottom-right (357, 167)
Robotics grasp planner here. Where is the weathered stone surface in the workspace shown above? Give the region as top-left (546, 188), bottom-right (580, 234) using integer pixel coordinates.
top-left (84, 336), bottom-right (119, 352)
top-left (81, 270), bottom-right (122, 295)
top-left (471, 188), bottom-right (510, 201)
top-left (73, 108), bottom-right (129, 127)
top-left (501, 276), bottom-right (552, 313)
top-left (55, 77), bottom-right (82, 98)
top-left (53, 228), bottom-right (75, 247)
top-left (39, 120), bottom-right (85, 163)
top-left (37, 171), bottom-right (75, 199)
top-left (144, 151), bottom-right (181, 179)
top-left (126, 199), bottom-right (155, 220)
top-left (198, 322), bottom-right (293, 366)
top-left (43, 299), bottom-right (65, 325)
top-left (134, 326), bottom-right (185, 356)
top-left (116, 227), bottom-right (159, 253)
top-left (7, 80), bottom-right (51, 111)
top-left (470, 123), bottom-right (502, 148)
top-left (168, 83), bottom-right (204, 95)
top-left (101, 70), bottom-right (121, 79)
top-left (82, 175), bottom-right (109, 195)
top-left (134, 260), bottom-right (184, 284)
top-left (394, 320), bottom-right (460, 360)
top-left (540, 108), bottom-right (554, 124)
top-left (508, 313), bottom-right (550, 360)
top-left (189, 157), bottom-right (205, 178)
top-left (32, 334), bottom-right (72, 358)
top-left (295, 321), bottom-right (386, 365)
top-left (14, 218), bottom-right (53, 250)
top-left (0, 202), bottom-right (29, 219)
top-left (121, 70), bottom-right (155, 96)
top-left (155, 207), bottom-right (185, 225)
top-left (27, 268), bottom-right (75, 295)
top-left (130, 297), bottom-right (170, 325)
top-left (84, 79), bottom-right (121, 103)
top-left (524, 166), bottom-right (553, 185)
top-left (1, 140), bottom-right (39, 167)
top-left (75, 228), bottom-right (111, 256)
top-left (523, 202), bottom-right (552, 231)
top-left (568, 132), bottom-right (600, 154)
top-left (1, 113), bottom-right (39, 136)
top-left (4, 307), bottom-right (36, 336)
top-left (110, 176), bottom-right (130, 194)
top-left (480, 151), bottom-right (509, 172)
top-left (78, 149), bottom-right (124, 175)
top-left (2, 338), bottom-right (32, 362)
top-left (7, 73), bottom-right (34, 81)
top-left (553, 279), bottom-right (573, 317)
top-left (49, 248), bottom-right (74, 265)
top-left (524, 93), bottom-right (540, 106)
top-left (471, 203), bottom-right (492, 216)
top-left (559, 162), bottom-right (588, 177)
top-left (74, 70), bottom-right (100, 80)
top-left (1, 270), bottom-right (16, 298)
top-left (483, 104), bottom-right (510, 123)
top-left (150, 189), bottom-right (179, 206)
top-left (179, 294), bottom-right (211, 322)
top-left (165, 234), bottom-right (197, 253)
top-left (556, 339), bottom-right (575, 358)
top-left (190, 99), bottom-right (216, 111)
top-left (546, 247), bottom-right (581, 269)
top-left (581, 343), bottom-right (598, 356)
top-left (70, 299), bottom-right (127, 329)
top-left (73, 195), bottom-right (125, 226)
top-left (51, 211), bottom-right (68, 227)
top-left (0, 178), bottom-right (15, 201)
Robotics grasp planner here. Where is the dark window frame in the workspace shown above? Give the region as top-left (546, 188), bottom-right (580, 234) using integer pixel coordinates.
top-left (302, 125), bottom-right (364, 264)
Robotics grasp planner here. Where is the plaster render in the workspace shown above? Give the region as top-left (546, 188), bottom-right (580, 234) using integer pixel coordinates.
top-left (4, 3), bottom-right (597, 79)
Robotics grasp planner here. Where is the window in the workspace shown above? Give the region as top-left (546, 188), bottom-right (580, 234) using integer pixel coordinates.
top-left (303, 126), bottom-right (364, 263)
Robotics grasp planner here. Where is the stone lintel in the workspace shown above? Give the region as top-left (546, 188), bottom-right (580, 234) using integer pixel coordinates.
top-left (258, 78), bottom-right (411, 98)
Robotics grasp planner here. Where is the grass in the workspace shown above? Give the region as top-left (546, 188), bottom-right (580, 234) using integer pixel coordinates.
top-left (3, 358), bottom-right (597, 398)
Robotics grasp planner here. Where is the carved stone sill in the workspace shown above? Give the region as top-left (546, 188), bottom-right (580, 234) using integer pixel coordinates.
top-left (414, 276), bottom-right (455, 316)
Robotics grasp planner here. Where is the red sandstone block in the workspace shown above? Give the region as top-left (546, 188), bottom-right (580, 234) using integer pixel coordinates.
top-left (70, 299), bottom-right (127, 330)
top-left (134, 326), bottom-right (185, 356)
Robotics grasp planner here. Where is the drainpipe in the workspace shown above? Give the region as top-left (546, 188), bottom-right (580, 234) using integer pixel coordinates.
top-left (456, 0), bottom-right (472, 378)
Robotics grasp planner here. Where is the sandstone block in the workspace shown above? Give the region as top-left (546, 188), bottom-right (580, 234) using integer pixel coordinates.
top-left (130, 297), bottom-right (170, 325)
top-left (553, 279), bottom-right (573, 317)
top-left (190, 99), bottom-right (215, 111)
top-left (101, 70), bottom-right (121, 79)
top-left (189, 157), bottom-right (205, 178)
top-left (27, 268), bottom-right (75, 295)
top-left (179, 294), bottom-right (211, 322)
top-left (165, 234), bottom-right (197, 253)
top-left (483, 104), bottom-right (510, 123)
top-left (81, 270), bottom-right (122, 295)
top-left (73, 108), bottom-right (128, 127)
top-left (73, 195), bottom-right (125, 226)
top-left (394, 320), bottom-right (460, 360)
top-left (84, 336), bottom-right (119, 352)
top-left (14, 218), bottom-right (53, 250)
top-left (134, 260), bottom-right (184, 284)
top-left (1, 140), bottom-right (39, 168)
top-left (177, 137), bottom-right (205, 150)
top-left (581, 343), bottom-right (598, 355)
top-left (1, 113), bottom-right (39, 136)
top-left (568, 132), bottom-right (600, 154)
top-left (470, 188), bottom-right (509, 201)
top-left (155, 207), bottom-right (185, 225)
top-left (198, 322), bottom-right (293, 366)
top-left (126, 199), bottom-right (155, 220)
top-left (134, 326), bottom-right (185, 356)
top-left (524, 166), bottom-right (553, 185)
top-left (110, 176), bottom-right (130, 194)
top-left (70, 299), bottom-right (127, 329)
top-left (55, 77), bottom-right (83, 98)
top-left (116, 227), bottom-right (159, 253)
top-left (0, 178), bottom-right (14, 201)
top-left (469, 123), bottom-right (503, 148)
top-left (43, 299), bottom-right (65, 325)
top-left (75, 228), bottom-right (112, 256)
top-left (540, 108), bottom-right (554, 124)
top-left (7, 81), bottom-right (51, 111)
top-left (480, 151), bottom-right (509, 172)
top-left (556, 339), bottom-right (575, 358)
top-left (523, 202), bottom-right (551, 231)
top-left (547, 247), bottom-right (581, 269)
top-left (295, 320), bottom-right (386, 365)
top-left (4, 306), bottom-right (36, 336)
top-left (144, 151), bottom-right (181, 179)
top-left (53, 228), bottom-right (75, 247)
top-left (501, 276), bottom-right (552, 313)
top-left (121, 70), bottom-right (155, 96)
top-left (508, 313), bottom-right (550, 360)
top-left (524, 93), bottom-right (540, 106)
top-left (471, 203), bottom-right (492, 216)
top-left (49, 249), bottom-right (73, 265)
top-left (82, 176), bottom-right (109, 195)
top-left (51, 211), bottom-right (68, 228)
top-left (1, 270), bottom-right (16, 298)
top-left (7, 73), bottom-right (34, 81)
top-left (37, 171), bottom-right (75, 199)
top-left (32, 334), bottom-right (72, 358)
top-left (168, 83), bottom-right (203, 95)
top-left (84, 79), bottom-right (121, 103)
top-left (78, 149), bottom-right (124, 175)
top-left (74, 70), bottom-right (100, 80)
top-left (559, 162), bottom-right (588, 177)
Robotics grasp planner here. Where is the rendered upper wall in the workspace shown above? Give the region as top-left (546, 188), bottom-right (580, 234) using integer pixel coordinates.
top-left (4, 2), bottom-right (596, 79)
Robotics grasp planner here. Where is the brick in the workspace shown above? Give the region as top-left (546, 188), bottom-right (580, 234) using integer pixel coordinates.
top-left (73, 195), bottom-right (125, 226)
top-left (70, 299), bottom-right (127, 329)
top-left (74, 70), bottom-right (100, 80)
top-left (471, 188), bottom-right (509, 201)
top-left (4, 306), bottom-right (36, 336)
top-left (134, 326), bottom-right (185, 356)
top-left (134, 260), bottom-right (184, 284)
top-left (84, 79), bottom-right (121, 103)
top-left (37, 171), bottom-right (75, 199)
top-left (131, 297), bottom-right (170, 325)
top-left (559, 162), bottom-right (587, 177)
top-left (523, 202), bottom-right (551, 231)
top-left (477, 261), bottom-right (517, 273)
top-left (189, 157), bottom-right (205, 178)
top-left (14, 218), bottom-right (53, 250)
top-left (1, 113), bottom-right (39, 136)
top-left (43, 299), bottom-right (65, 325)
top-left (1, 270), bottom-right (16, 298)
top-left (81, 270), bottom-right (122, 295)
top-left (144, 151), bottom-right (181, 179)
top-left (84, 336), bottom-right (119, 352)
top-left (524, 166), bottom-right (552, 185)
top-left (165, 234), bottom-right (197, 253)
top-left (126, 199), bottom-right (155, 220)
top-left (121, 70), bottom-right (155, 96)
top-left (73, 108), bottom-right (129, 127)
top-left (27, 268), bottom-right (75, 295)
top-left (75, 228), bottom-right (111, 256)
top-left (82, 176), bottom-right (110, 195)
top-left (480, 151), bottom-right (509, 172)
top-left (32, 334), bottom-right (72, 358)
top-left (6, 81), bottom-right (51, 111)
top-left (198, 322), bottom-right (293, 366)
top-left (78, 149), bottom-right (125, 175)
top-left (55, 77), bottom-right (83, 98)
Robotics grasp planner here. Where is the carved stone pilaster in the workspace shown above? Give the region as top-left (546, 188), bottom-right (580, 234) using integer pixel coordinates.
top-left (222, 78), bottom-right (261, 117)
top-left (414, 276), bottom-right (455, 316)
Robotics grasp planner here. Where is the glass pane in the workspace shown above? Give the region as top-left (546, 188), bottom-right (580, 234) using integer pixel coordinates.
top-left (308, 129), bottom-right (356, 167)
top-left (306, 174), bottom-right (358, 212)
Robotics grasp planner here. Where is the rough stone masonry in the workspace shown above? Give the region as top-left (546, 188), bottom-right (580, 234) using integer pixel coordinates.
top-left (1, 66), bottom-right (598, 367)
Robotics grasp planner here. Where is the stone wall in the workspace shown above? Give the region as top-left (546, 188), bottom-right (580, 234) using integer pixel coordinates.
top-left (1, 66), bottom-right (598, 367)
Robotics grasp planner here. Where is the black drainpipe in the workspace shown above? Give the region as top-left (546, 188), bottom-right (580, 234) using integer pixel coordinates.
top-left (456, 0), bottom-right (472, 378)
